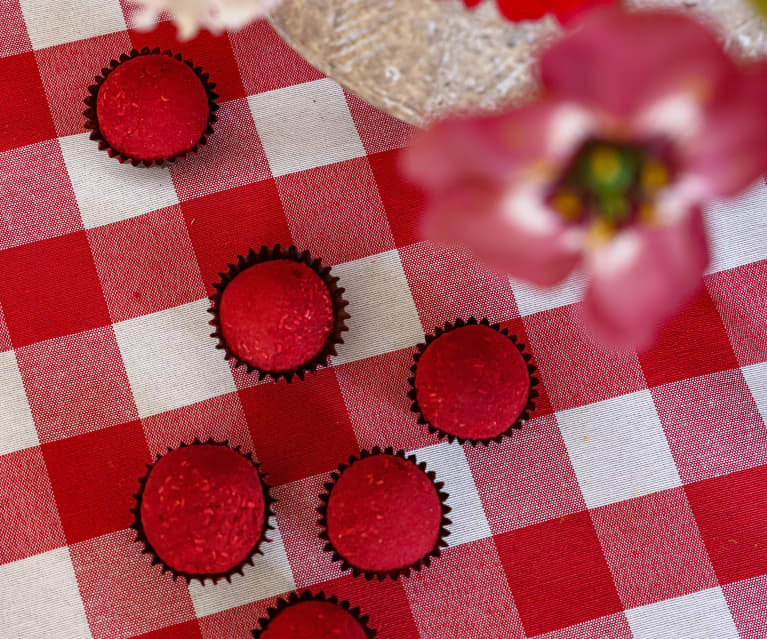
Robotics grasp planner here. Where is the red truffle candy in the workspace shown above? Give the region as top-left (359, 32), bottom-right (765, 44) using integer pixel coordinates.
top-left (219, 260), bottom-right (334, 372)
top-left (96, 54), bottom-right (210, 163)
top-left (326, 453), bottom-right (443, 574)
top-left (261, 601), bottom-right (368, 639)
top-left (139, 444), bottom-right (266, 577)
top-left (415, 324), bottom-right (531, 441)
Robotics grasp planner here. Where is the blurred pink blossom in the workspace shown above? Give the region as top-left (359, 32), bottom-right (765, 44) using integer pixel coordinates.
top-left (403, 7), bottom-right (767, 347)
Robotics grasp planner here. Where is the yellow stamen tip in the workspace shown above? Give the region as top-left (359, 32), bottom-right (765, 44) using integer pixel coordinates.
top-left (590, 146), bottom-right (622, 182)
top-left (552, 190), bottom-right (582, 221)
top-left (588, 219), bottom-right (615, 245)
top-left (641, 160), bottom-right (670, 191)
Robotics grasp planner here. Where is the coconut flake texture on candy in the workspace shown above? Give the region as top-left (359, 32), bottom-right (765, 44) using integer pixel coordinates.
top-left (403, 6), bottom-right (767, 348)
top-left (130, 0), bottom-right (281, 40)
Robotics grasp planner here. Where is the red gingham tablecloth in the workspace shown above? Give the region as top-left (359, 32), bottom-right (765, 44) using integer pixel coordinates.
top-left (1, 2), bottom-right (767, 638)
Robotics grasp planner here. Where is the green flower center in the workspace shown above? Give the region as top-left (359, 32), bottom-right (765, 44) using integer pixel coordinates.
top-left (547, 138), bottom-right (674, 238)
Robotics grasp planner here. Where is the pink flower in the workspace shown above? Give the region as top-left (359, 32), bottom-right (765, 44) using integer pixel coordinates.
top-left (403, 7), bottom-right (767, 347)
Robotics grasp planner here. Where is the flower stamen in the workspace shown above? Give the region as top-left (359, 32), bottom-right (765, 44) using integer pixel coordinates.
top-left (547, 137), bottom-right (675, 238)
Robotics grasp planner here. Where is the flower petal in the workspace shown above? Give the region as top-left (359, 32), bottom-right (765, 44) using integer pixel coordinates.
top-left (540, 8), bottom-right (735, 118)
top-left (424, 181), bottom-right (582, 286)
top-left (687, 63), bottom-right (767, 197)
top-left (582, 208), bottom-right (710, 348)
top-left (401, 101), bottom-right (563, 191)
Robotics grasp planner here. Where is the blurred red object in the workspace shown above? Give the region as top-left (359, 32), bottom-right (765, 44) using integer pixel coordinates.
top-left (462, 0), bottom-right (615, 24)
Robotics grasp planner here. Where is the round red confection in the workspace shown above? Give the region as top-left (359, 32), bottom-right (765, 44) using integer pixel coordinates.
top-left (219, 260), bottom-right (334, 372)
top-left (415, 324), bottom-right (530, 441)
top-left (96, 54), bottom-right (209, 163)
top-left (326, 454), bottom-right (442, 574)
top-left (261, 601), bottom-right (368, 639)
top-left (140, 444), bottom-right (265, 576)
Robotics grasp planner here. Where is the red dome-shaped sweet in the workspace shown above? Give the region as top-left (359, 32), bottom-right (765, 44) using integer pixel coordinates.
top-left (219, 259), bottom-right (335, 373)
top-left (96, 54), bottom-right (210, 163)
top-left (414, 324), bottom-right (531, 441)
top-left (260, 601), bottom-right (368, 639)
top-left (139, 444), bottom-right (266, 577)
top-left (326, 453), bottom-right (443, 575)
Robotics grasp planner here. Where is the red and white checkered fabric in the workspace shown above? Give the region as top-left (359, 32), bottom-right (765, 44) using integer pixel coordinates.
top-left (1, 2), bottom-right (767, 638)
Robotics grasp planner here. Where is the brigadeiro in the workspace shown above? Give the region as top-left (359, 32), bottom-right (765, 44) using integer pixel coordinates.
top-left (84, 47), bottom-right (218, 166)
top-left (409, 317), bottom-right (539, 446)
top-left (253, 591), bottom-right (376, 639)
top-left (209, 245), bottom-right (349, 382)
top-left (132, 439), bottom-right (274, 584)
top-left (318, 447), bottom-right (451, 580)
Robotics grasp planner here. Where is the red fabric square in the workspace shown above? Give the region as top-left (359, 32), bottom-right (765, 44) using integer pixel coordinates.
top-left (15, 326), bottom-right (138, 443)
top-left (0, 446), bottom-right (66, 564)
top-left (706, 260), bottom-right (767, 367)
top-left (129, 21), bottom-right (245, 101)
top-left (591, 488), bottom-right (718, 608)
top-left (0, 231), bottom-right (111, 348)
top-left (368, 149), bottom-right (426, 249)
top-left (334, 347), bottom-right (436, 452)
top-left (496, 510), bottom-right (623, 636)
top-left (272, 472), bottom-right (344, 588)
top-left (141, 391), bottom-right (252, 455)
top-left (639, 289), bottom-right (739, 388)
top-left (0, 139), bottom-right (82, 251)
top-left (316, 575), bottom-right (421, 639)
top-left (88, 206), bottom-right (206, 322)
top-left (197, 599), bottom-right (275, 639)
top-left (368, 149), bottom-right (426, 248)
top-left (0, 52), bottom-right (56, 152)
top-left (35, 32), bottom-right (132, 137)
top-left (0, 0), bottom-right (32, 57)
top-left (536, 613), bottom-right (633, 639)
top-left (180, 179), bottom-right (291, 296)
top-left (466, 414), bottom-right (585, 535)
top-left (170, 98), bottom-right (271, 201)
top-left (69, 529), bottom-right (195, 639)
top-left (403, 538), bottom-right (525, 639)
top-left (42, 420), bottom-right (151, 544)
top-left (229, 19), bottom-right (323, 95)
top-left (399, 242), bottom-right (519, 330)
top-left (722, 574), bottom-right (767, 639)
top-left (133, 620), bottom-right (203, 639)
top-left (685, 464), bottom-right (767, 585)
top-left (345, 91), bottom-right (416, 156)
top-left (523, 303), bottom-right (646, 411)
top-left (275, 157), bottom-right (396, 265)
top-left (651, 368), bottom-right (767, 483)
top-left (239, 368), bottom-right (360, 485)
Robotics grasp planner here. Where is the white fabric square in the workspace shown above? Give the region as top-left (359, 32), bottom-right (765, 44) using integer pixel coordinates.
top-left (0, 351), bottom-right (39, 456)
top-left (705, 179), bottom-right (767, 274)
top-left (330, 250), bottom-right (423, 365)
top-left (410, 442), bottom-right (492, 547)
top-left (511, 271), bottom-right (587, 317)
top-left (0, 548), bottom-right (92, 639)
top-left (626, 587), bottom-right (739, 639)
top-left (557, 390), bottom-right (682, 508)
top-left (743, 362), bottom-right (767, 424)
top-left (20, 0), bottom-right (126, 50)
top-left (189, 524), bottom-right (295, 617)
top-left (113, 299), bottom-right (236, 418)
top-left (59, 134), bottom-right (179, 230)
top-left (248, 78), bottom-right (367, 177)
